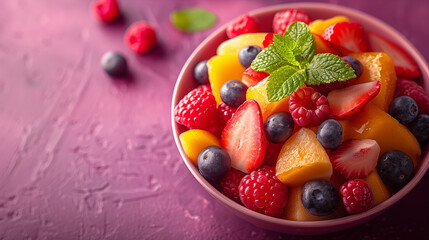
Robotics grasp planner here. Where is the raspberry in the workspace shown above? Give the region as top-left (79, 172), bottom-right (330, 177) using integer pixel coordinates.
top-left (124, 22), bottom-right (157, 54)
top-left (92, 0), bottom-right (120, 22)
top-left (395, 79), bottom-right (429, 114)
top-left (339, 179), bottom-right (374, 214)
top-left (273, 9), bottom-right (312, 35)
top-left (174, 87), bottom-right (217, 130)
top-left (220, 168), bottom-right (246, 203)
top-left (308, 78), bottom-right (356, 96)
top-left (289, 87), bottom-right (330, 127)
top-left (262, 33), bottom-right (274, 48)
top-left (217, 101), bottom-right (238, 127)
top-left (238, 166), bottom-right (287, 217)
top-left (226, 14), bottom-right (260, 39)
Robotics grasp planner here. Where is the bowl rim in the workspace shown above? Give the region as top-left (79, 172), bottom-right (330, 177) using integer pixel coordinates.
top-left (171, 2), bottom-right (429, 233)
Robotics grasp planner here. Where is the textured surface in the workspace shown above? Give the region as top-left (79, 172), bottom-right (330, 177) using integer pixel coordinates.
top-left (0, 0), bottom-right (428, 239)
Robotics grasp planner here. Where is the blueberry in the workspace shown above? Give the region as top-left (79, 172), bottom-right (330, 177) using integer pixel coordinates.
top-left (389, 96), bottom-right (419, 125)
top-left (101, 52), bottom-right (128, 77)
top-left (301, 179), bottom-right (339, 216)
top-left (198, 146), bottom-right (231, 182)
top-left (264, 112), bottom-right (294, 143)
top-left (342, 56), bottom-right (363, 78)
top-left (377, 150), bottom-right (414, 191)
top-left (317, 119), bottom-right (343, 149)
top-left (193, 60), bottom-right (209, 85)
top-left (407, 114), bottom-right (429, 145)
top-left (220, 80), bottom-right (248, 107)
top-left (239, 45), bottom-right (261, 68)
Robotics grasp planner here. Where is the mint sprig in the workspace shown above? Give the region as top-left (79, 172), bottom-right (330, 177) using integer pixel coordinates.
top-left (251, 22), bottom-right (356, 102)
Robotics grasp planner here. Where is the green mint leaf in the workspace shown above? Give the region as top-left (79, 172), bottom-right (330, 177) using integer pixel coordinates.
top-left (272, 34), bottom-right (300, 67)
top-left (266, 66), bottom-right (307, 102)
top-left (251, 44), bottom-right (289, 73)
top-left (306, 53), bottom-right (357, 85)
top-left (284, 22), bottom-right (316, 64)
top-left (170, 8), bottom-right (217, 32)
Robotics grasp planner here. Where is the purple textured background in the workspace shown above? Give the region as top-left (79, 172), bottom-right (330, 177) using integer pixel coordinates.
top-left (0, 0), bottom-right (428, 239)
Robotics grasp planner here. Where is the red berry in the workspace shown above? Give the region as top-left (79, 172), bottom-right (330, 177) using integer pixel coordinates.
top-left (395, 79), bottom-right (429, 114)
top-left (239, 166), bottom-right (287, 217)
top-left (174, 87), bottom-right (217, 130)
top-left (241, 67), bottom-right (270, 87)
top-left (124, 22), bottom-right (157, 53)
top-left (273, 9), bottom-right (311, 35)
top-left (263, 142), bottom-right (283, 167)
top-left (92, 0), bottom-right (120, 22)
top-left (339, 179), bottom-right (374, 214)
top-left (262, 33), bottom-right (274, 48)
top-left (220, 168), bottom-right (246, 203)
top-left (226, 14), bottom-right (261, 39)
top-left (289, 87), bottom-right (330, 127)
top-left (323, 21), bottom-right (369, 53)
top-left (217, 101), bottom-right (238, 127)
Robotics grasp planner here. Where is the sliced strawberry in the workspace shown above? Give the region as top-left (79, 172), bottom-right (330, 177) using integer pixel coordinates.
top-left (241, 67), bottom-right (269, 87)
top-left (221, 100), bottom-right (266, 173)
top-left (368, 32), bottom-right (420, 79)
top-left (323, 21), bottom-right (369, 53)
top-left (312, 33), bottom-right (341, 55)
top-left (327, 81), bottom-right (381, 119)
top-left (330, 139), bottom-right (381, 179)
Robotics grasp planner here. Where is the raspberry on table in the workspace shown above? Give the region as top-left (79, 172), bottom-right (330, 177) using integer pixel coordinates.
top-left (174, 87), bottom-right (217, 130)
top-left (239, 166), bottom-right (288, 217)
top-left (92, 0), bottom-right (120, 23)
top-left (226, 14), bottom-right (261, 39)
top-left (339, 179), bottom-right (374, 214)
top-left (220, 168), bottom-right (246, 203)
top-left (124, 22), bottom-right (157, 54)
top-left (395, 79), bottom-right (429, 114)
top-left (289, 87), bottom-right (330, 127)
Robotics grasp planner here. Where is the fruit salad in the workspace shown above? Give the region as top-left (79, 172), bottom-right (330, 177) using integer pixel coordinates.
top-left (174, 9), bottom-right (429, 221)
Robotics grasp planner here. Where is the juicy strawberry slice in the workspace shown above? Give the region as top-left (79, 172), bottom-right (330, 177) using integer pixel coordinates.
top-left (221, 100), bottom-right (266, 173)
top-left (330, 139), bottom-right (381, 179)
top-left (327, 81), bottom-right (381, 119)
top-left (273, 9), bottom-right (312, 35)
top-left (323, 21), bottom-right (369, 53)
top-left (368, 32), bottom-right (420, 79)
top-left (241, 67), bottom-right (269, 87)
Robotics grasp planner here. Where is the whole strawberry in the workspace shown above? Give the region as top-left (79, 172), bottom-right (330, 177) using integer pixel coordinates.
top-left (339, 179), bottom-right (374, 214)
top-left (273, 9), bottom-right (311, 35)
top-left (226, 14), bottom-right (260, 39)
top-left (174, 87), bottom-right (217, 130)
top-left (239, 166), bottom-right (287, 217)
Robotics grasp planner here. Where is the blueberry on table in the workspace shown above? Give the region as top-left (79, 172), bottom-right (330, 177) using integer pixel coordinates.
top-left (264, 112), bottom-right (294, 143)
top-left (101, 51), bottom-right (128, 77)
top-left (407, 114), bottom-right (429, 145)
top-left (220, 80), bottom-right (248, 107)
top-left (301, 179), bottom-right (339, 216)
top-left (377, 150), bottom-right (414, 191)
top-left (317, 119), bottom-right (343, 149)
top-left (193, 60), bottom-right (209, 85)
top-left (198, 146), bottom-right (231, 182)
top-left (342, 56), bottom-right (363, 78)
top-left (238, 45), bottom-right (261, 68)
top-left (389, 96), bottom-right (419, 125)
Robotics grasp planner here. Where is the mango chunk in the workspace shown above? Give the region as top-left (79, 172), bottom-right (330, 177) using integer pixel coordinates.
top-left (276, 128), bottom-right (333, 187)
top-left (208, 54), bottom-right (246, 105)
top-left (348, 52), bottom-right (397, 112)
top-left (217, 33), bottom-right (267, 55)
top-left (179, 129), bottom-right (221, 166)
top-left (365, 171), bottom-right (391, 205)
top-left (309, 16), bottom-right (349, 35)
top-left (340, 103), bottom-right (421, 169)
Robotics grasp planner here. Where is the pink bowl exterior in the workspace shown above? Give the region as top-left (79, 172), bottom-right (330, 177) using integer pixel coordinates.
top-left (171, 2), bottom-right (429, 235)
